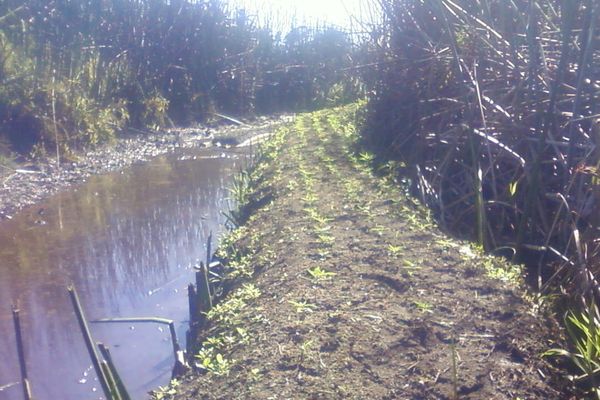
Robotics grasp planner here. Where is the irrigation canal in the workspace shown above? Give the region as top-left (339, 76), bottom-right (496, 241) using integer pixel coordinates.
top-left (0, 146), bottom-right (250, 399)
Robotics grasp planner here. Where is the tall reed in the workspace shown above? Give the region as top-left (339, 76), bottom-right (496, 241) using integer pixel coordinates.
top-left (363, 0), bottom-right (600, 298)
top-left (0, 0), bottom-right (362, 154)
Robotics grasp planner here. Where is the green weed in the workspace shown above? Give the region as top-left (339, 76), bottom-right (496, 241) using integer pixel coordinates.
top-left (482, 258), bottom-right (522, 284)
top-left (151, 379), bottom-right (180, 399)
top-left (413, 300), bottom-right (433, 313)
top-left (302, 193), bottom-right (318, 205)
top-left (206, 284), bottom-right (261, 325)
top-left (401, 260), bottom-right (421, 276)
top-left (369, 225), bottom-right (387, 236)
top-left (316, 233), bottom-right (335, 246)
top-left (196, 350), bottom-right (233, 376)
top-left (307, 266), bottom-right (337, 282)
top-left (387, 244), bottom-right (404, 258)
top-left (288, 300), bottom-right (317, 313)
top-left (357, 151), bottom-right (375, 164)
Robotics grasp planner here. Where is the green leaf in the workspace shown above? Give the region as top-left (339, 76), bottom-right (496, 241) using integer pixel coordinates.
top-left (509, 181), bottom-right (518, 196)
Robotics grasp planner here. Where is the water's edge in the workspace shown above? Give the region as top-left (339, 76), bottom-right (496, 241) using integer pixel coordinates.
top-left (0, 140), bottom-right (258, 399)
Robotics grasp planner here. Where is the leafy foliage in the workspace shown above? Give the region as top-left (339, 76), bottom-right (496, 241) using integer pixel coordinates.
top-left (364, 1), bottom-right (600, 394)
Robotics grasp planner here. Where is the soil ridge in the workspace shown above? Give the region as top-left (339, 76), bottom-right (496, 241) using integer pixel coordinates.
top-left (166, 106), bottom-right (568, 399)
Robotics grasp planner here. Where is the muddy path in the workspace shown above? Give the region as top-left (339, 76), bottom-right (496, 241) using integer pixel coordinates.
top-left (0, 116), bottom-right (288, 220)
top-left (163, 106), bottom-right (570, 399)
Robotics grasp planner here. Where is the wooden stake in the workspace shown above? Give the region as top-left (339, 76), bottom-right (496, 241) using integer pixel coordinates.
top-left (168, 322), bottom-right (180, 353)
top-left (196, 262), bottom-right (213, 312)
top-left (206, 232), bottom-right (213, 267)
top-left (188, 283), bottom-right (198, 323)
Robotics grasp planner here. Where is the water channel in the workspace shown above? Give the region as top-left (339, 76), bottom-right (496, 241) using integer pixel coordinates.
top-left (0, 146), bottom-right (250, 399)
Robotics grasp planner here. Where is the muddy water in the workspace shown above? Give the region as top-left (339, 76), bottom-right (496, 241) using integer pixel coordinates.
top-left (0, 147), bottom-right (249, 399)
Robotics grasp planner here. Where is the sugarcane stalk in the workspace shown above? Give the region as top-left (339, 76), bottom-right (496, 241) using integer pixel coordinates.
top-left (566, 0), bottom-right (597, 175)
top-left (514, 0), bottom-right (578, 263)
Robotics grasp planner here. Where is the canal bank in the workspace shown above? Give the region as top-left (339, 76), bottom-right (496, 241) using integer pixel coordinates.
top-left (165, 105), bottom-right (569, 399)
top-left (0, 116), bottom-right (288, 220)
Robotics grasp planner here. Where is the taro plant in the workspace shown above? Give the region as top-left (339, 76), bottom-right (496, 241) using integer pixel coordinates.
top-left (223, 171), bottom-right (252, 227)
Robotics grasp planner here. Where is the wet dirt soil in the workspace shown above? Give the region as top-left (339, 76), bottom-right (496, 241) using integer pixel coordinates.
top-left (170, 107), bottom-right (569, 399)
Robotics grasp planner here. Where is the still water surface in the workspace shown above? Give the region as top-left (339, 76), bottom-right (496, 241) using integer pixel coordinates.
top-left (0, 147), bottom-right (249, 399)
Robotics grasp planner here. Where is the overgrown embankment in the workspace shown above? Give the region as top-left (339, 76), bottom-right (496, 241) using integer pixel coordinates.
top-left (362, 0), bottom-right (600, 304)
top-left (0, 117), bottom-right (286, 219)
top-left (0, 1), bottom-right (361, 159)
top-left (156, 105), bottom-right (569, 399)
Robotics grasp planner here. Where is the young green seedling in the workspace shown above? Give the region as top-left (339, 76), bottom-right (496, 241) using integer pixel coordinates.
top-left (288, 300), bottom-right (317, 313)
top-left (307, 266), bottom-right (336, 282)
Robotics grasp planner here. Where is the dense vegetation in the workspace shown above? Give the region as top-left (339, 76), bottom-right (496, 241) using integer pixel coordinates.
top-left (361, 1), bottom-right (600, 392)
top-left (5, 0), bottom-right (600, 395)
top-left (364, 0), bottom-right (599, 296)
top-left (0, 0), bottom-right (360, 158)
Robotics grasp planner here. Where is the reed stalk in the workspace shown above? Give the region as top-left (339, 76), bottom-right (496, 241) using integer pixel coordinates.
top-left (98, 343), bottom-right (131, 400)
top-left (364, 0), bottom-right (600, 301)
top-left (67, 286), bottom-right (116, 400)
top-left (11, 305), bottom-right (32, 400)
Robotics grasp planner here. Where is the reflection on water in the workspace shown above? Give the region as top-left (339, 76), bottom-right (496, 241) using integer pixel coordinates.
top-left (0, 148), bottom-right (248, 400)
